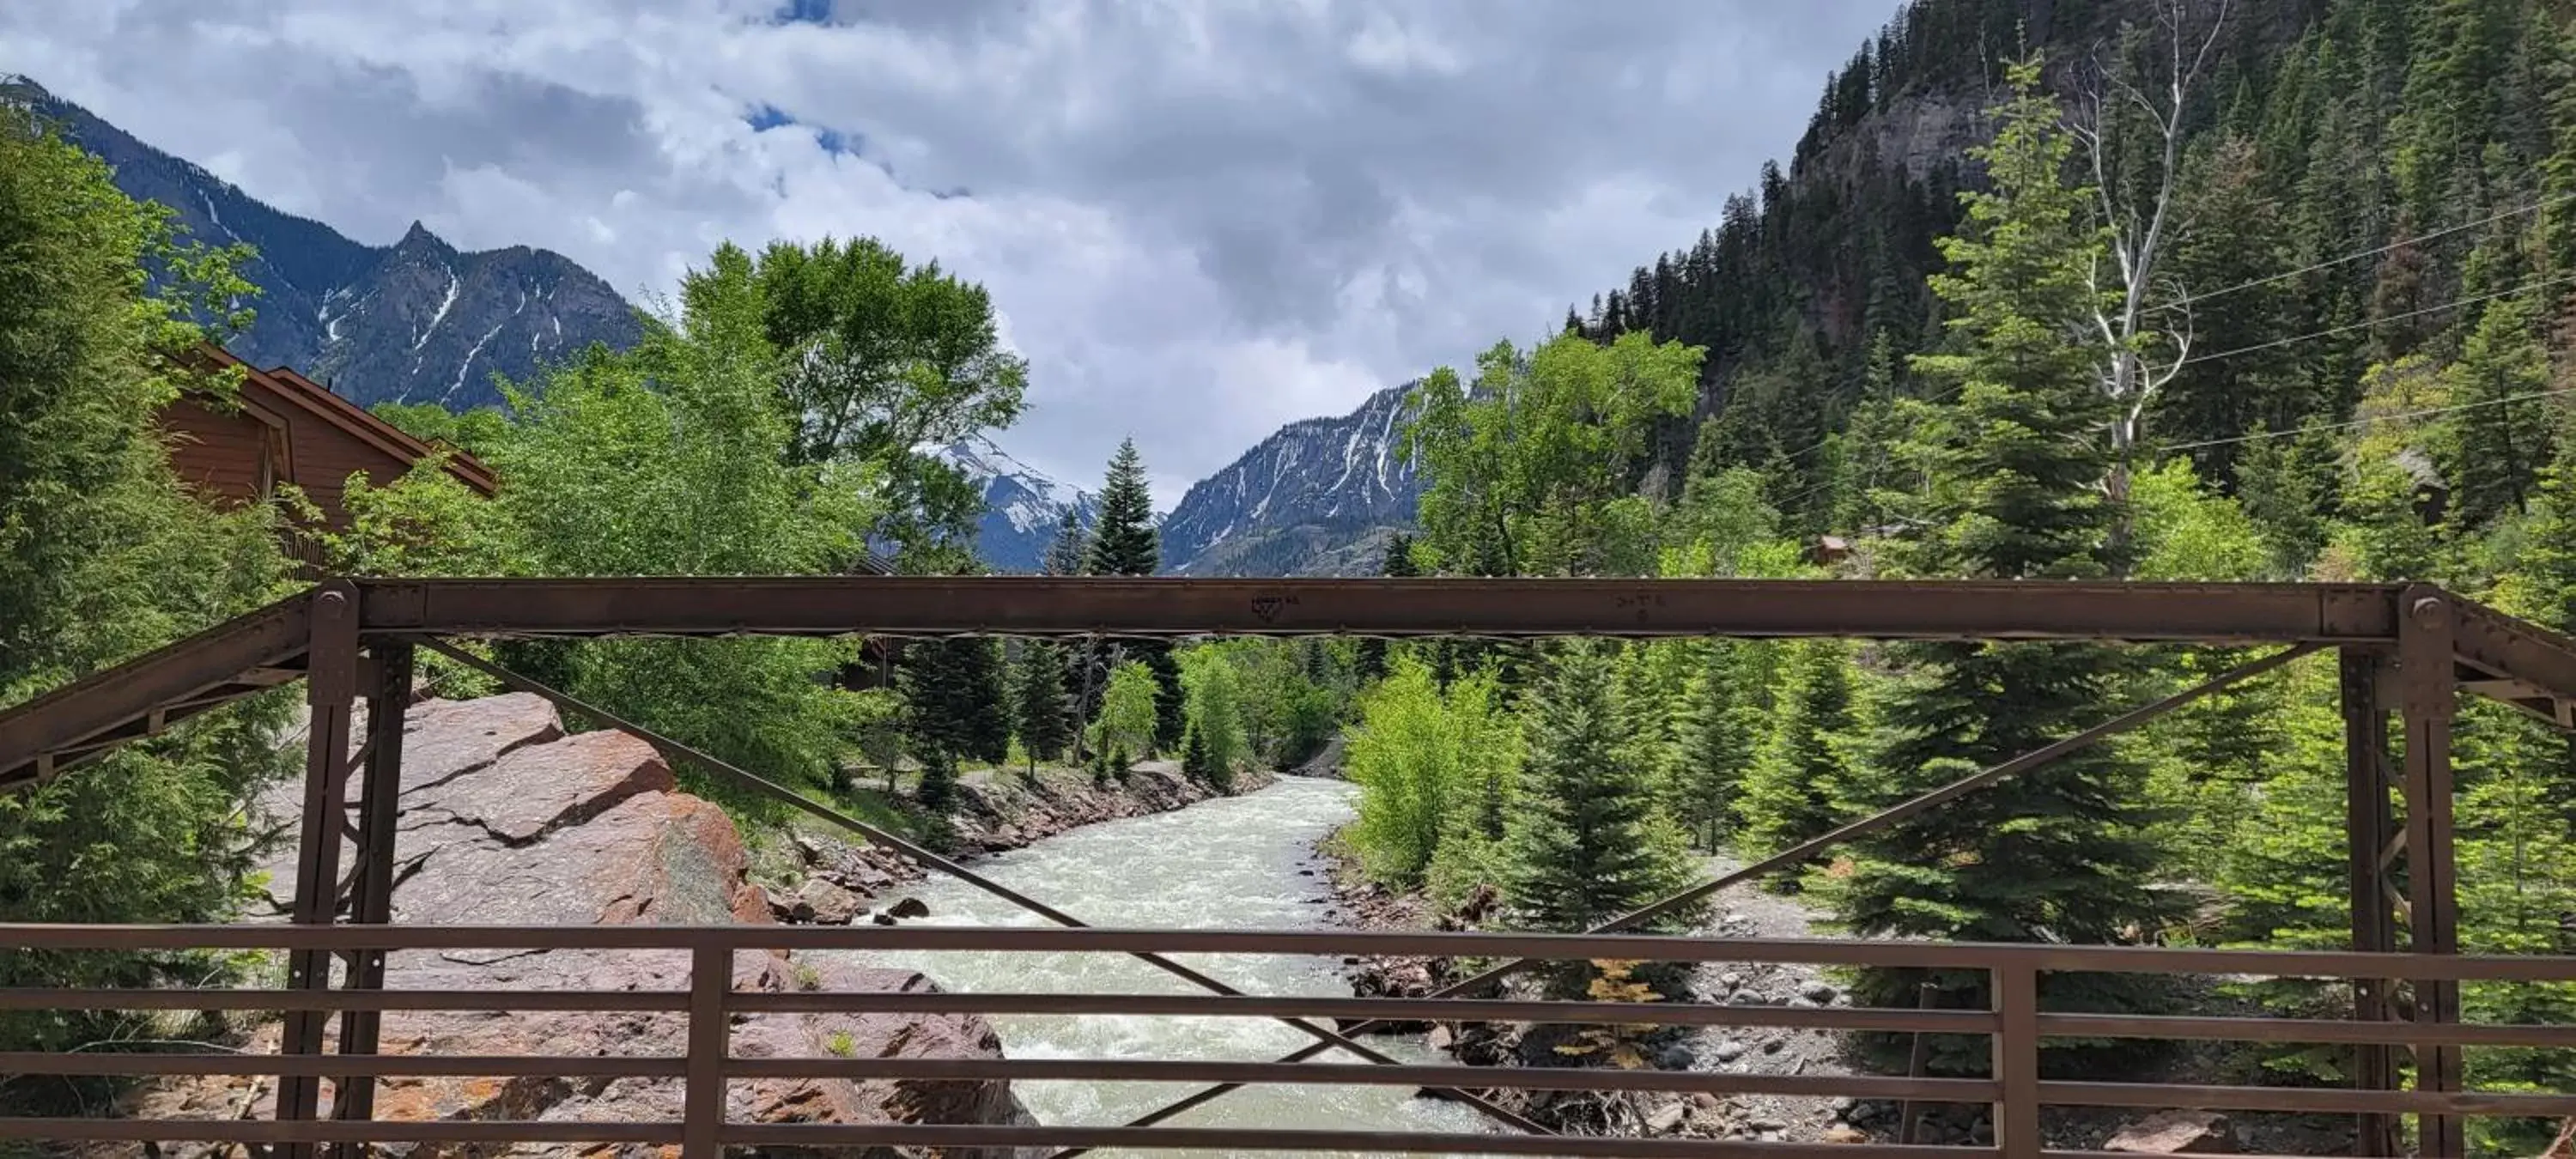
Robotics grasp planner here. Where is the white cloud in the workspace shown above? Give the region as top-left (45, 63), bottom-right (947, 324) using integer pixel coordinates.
top-left (3, 0), bottom-right (1895, 507)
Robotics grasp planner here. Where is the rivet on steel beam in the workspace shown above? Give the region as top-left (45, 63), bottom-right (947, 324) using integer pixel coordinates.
top-left (315, 591), bottom-right (349, 616)
top-left (2410, 597), bottom-right (2446, 627)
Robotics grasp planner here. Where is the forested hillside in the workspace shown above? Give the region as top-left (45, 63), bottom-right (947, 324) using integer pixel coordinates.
top-left (1337, 0), bottom-right (2576, 1150)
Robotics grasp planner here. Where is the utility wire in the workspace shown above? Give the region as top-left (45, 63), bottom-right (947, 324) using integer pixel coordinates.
top-left (2160, 385), bottom-right (2576, 452)
top-left (2148, 191), bottom-right (2576, 314)
top-left (2177, 271), bottom-right (2576, 366)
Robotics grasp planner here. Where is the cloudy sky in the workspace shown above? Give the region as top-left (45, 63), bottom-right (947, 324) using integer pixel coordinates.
top-left (5, 0), bottom-right (1893, 505)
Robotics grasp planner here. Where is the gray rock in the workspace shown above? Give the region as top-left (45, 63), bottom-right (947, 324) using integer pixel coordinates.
top-left (1647, 1101), bottom-right (1689, 1133)
top-left (1799, 980), bottom-right (1838, 1003)
top-left (887, 896), bottom-right (933, 919)
top-left (1713, 1040), bottom-right (1748, 1062)
top-left (1718, 971), bottom-right (1744, 990)
top-left (1787, 995), bottom-right (1821, 1009)
top-left (1760, 1037), bottom-right (1785, 1054)
top-left (793, 877), bottom-right (866, 925)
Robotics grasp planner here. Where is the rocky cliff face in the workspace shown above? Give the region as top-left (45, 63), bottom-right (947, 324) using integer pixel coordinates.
top-left (1159, 382), bottom-right (1422, 576)
top-left (13, 80), bottom-right (641, 410)
top-left (166, 693), bottom-right (1026, 1150)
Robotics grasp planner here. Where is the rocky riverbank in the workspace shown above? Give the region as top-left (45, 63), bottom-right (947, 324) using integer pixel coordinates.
top-left (762, 761), bottom-right (1282, 923)
top-left (129, 692), bottom-right (1030, 1152)
top-left (1315, 834), bottom-right (2356, 1152)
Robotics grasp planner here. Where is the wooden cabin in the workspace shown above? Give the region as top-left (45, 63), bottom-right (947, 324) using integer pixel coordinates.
top-left (160, 343), bottom-right (495, 530)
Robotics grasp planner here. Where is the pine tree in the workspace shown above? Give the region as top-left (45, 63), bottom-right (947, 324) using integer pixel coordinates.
top-left (1734, 640), bottom-right (1860, 881)
top-left (900, 637), bottom-right (1010, 767)
top-left (1832, 60), bottom-right (2178, 1034)
top-left (1356, 533), bottom-right (1417, 683)
top-left (1182, 724), bottom-right (1214, 785)
top-left (1084, 439), bottom-right (1184, 750)
top-left (1497, 644), bottom-right (1704, 960)
top-left (917, 750), bottom-right (960, 812)
top-left (1087, 438), bottom-right (1160, 576)
top-left (1013, 641), bottom-right (1072, 774)
top-left (2445, 294), bottom-right (2553, 531)
top-left (1662, 640), bottom-right (1772, 851)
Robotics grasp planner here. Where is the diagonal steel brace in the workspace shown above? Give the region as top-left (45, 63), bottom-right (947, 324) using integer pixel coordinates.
top-left (409, 636), bottom-right (1555, 1138)
top-left (1064, 640), bottom-right (2325, 1155)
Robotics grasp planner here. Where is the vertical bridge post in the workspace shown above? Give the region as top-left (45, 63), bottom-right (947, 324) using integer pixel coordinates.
top-left (277, 583), bottom-right (359, 1157)
top-left (329, 639), bottom-right (412, 1145)
top-left (2341, 646), bottom-right (2401, 1156)
top-left (2398, 587), bottom-right (2464, 1159)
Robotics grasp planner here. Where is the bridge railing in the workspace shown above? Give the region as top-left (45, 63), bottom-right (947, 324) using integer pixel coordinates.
top-left (1, 923), bottom-right (2573, 1156)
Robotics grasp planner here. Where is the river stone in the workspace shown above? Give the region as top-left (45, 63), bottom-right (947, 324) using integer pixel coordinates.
top-left (1714, 1040), bottom-right (1747, 1062)
top-left (888, 896), bottom-right (932, 919)
top-left (2105, 1110), bottom-right (2237, 1154)
top-left (1647, 1101), bottom-right (1688, 1133)
top-left (793, 877), bottom-right (866, 925)
top-left (396, 693), bottom-right (565, 796)
top-left (1800, 980), bottom-right (1839, 1003)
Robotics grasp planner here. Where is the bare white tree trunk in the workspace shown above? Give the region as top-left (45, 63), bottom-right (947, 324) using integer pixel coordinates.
top-left (2069, 0), bottom-right (2229, 556)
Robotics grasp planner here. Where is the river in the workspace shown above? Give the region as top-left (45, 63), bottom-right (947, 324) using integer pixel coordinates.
top-left (852, 775), bottom-right (1494, 1158)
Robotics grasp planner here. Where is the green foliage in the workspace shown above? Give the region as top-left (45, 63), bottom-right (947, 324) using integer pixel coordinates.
top-left (2445, 294), bottom-right (2553, 531)
top-left (901, 638), bottom-right (1011, 768)
top-left (1012, 641), bottom-right (1072, 772)
top-left (1343, 658), bottom-right (1514, 889)
top-left (1355, 534), bottom-right (1417, 682)
top-left (0, 106), bottom-right (294, 1060)
top-left (371, 400), bottom-right (508, 457)
top-left (708, 236), bottom-right (1027, 571)
top-left (1403, 331), bottom-right (1703, 576)
top-left (1178, 647), bottom-right (1247, 787)
top-left (1089, 660), bottom-right (1159, 775)
top-left (915, 750), bottom-right (960, 813)
top-left (1497, 644), bottom-right (1704, 958)
top-left (1734, 640), bottom-right (1860, 877)
top-left (306, 245), bottom-right (889, 802)
top-left (1088, 439), bottom-right (1160, 577)
top-left (1662, 640), bottom-right (1773, 850)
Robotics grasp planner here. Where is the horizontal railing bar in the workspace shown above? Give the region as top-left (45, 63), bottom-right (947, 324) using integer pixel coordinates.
top-left (732, 990), bottom-right (2003, 1032)
top-left (0, 1052), bottom-right (684, 1078)
top-left (2039, 1080), bottom-right (2576, 1114)
top-left (2040, 1011), bottom-right (2576, 1047)
top-left (4, 924), bottom-right (2573, 980)
top-left (722, 1122), bottom-right (1985, 1157)
top-left (0, 987), bottom-right (688, 1012)
top-left (0, 1120), bottom-right (680, 1144)
top-left (721, 1057), bottom-right (1994, 1099)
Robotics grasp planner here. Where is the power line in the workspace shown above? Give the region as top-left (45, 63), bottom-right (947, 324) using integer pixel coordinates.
top-left (2148, 191), bottom-right (2576, 314)
top-left (2160, 385), bottom-right (2576, 453)
top-left (2178, 271), bottom-right (2576, 367)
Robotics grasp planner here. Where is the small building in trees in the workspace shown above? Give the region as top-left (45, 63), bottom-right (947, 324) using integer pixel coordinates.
top-left (159, 343), bottom-right (496, 543)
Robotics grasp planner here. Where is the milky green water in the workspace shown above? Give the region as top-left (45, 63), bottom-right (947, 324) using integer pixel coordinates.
top-left (847, 776), bottom-right (1498, 1158)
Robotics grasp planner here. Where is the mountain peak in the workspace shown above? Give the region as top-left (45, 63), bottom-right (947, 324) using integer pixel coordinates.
top-left (394, 220), bottom-right (451, 252)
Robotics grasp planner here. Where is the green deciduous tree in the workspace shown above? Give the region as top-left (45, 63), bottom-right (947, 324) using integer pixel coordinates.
top-left (1345, 658), bottom-right (1512, 891)
top-left (1179, 647), bottom-right (1247, 788)
top-left (1090, 660), bottom-right (1160, 780)
top-left (1404, 331), bottom-right (1703, 577)
top-left (713, 236), bottom-right (1028, 571)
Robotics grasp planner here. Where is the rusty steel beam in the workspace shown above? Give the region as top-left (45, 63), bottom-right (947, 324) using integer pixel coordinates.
top-left (0, 592), bottom-right (312, 790)
top-left (2448, 600), bottom-right (2576, 727)
top-left (410, 636), bottom-right (1555, 1140)
top-left (355, 577), bottom-right (2405, 643)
